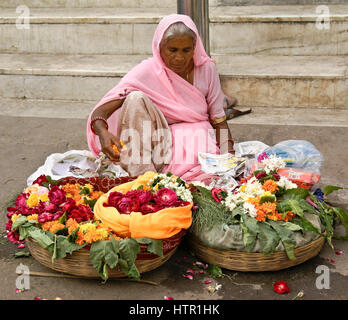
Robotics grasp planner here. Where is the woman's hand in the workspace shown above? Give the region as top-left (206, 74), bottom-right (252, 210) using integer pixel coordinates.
top-left (98, 129), bottom-right (122, 162)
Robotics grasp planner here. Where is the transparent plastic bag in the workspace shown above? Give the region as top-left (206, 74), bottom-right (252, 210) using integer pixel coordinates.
top-left (264, 140), bottom-right (323, 174)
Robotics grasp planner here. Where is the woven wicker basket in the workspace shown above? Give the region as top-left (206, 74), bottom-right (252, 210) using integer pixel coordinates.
top-left (27, 176), bottom-right (185, 278)
top-left (187, 233), bottom-right (325, 272)
top-left (27, 237), bottom-right (178, 278)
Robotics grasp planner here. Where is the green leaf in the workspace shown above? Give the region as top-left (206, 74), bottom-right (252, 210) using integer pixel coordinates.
top-left (52, 235), bottom-right (85, 262)
top-left (11, 216), bottom-right (28, 231)
top-left (288, 200), bottom-right (304, 218)
top-left (259, 195), bottom-right (276, 204)
top-left (207, 264), bottom-right (223, 278)
top-left (54, 227), bottom-right (69, 236)
top-left (118, 238), bottom-right (140, 279)
top-left (278, 221), bottom-right (303, 232)
top-left (28, 229), bottom-right (54, 249)
top-left (322, 185), bottom-right (344, 196)
top-left (58, 212), bottom-right (67, 224)
top-left (298, 216), bottom-right (321, 236)
top-left (279, 188), bottom-right (310, 201)
top-left (269, 221), bottom-right (296, 260)
top-left (241, 214), bottom-right (259, 252)
top-left (257, 222), bottom-right (281, 256)
top-left (332, 207), bottom-right (348, 239)
top-left (136, 238), bottom-right (152, 245)
top-left (14, 251), bottom-right (31, 258)
top-left (90, 240), bottom-right (120, 281)
top-left (18, 225), bottom-right (36, 240)
top-left (147, 239), bottom-right (163, 257)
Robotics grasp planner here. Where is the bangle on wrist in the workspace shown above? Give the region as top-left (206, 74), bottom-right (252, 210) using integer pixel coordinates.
top-left (90, 117), bottom-right (108, 135)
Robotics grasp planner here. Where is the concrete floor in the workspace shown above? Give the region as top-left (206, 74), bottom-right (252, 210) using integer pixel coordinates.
top-left (1, 115), bottom-right (348, 300)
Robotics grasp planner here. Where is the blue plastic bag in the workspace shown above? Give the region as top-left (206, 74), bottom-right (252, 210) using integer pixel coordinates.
top-left (264, 140), bottom-right (323, 174)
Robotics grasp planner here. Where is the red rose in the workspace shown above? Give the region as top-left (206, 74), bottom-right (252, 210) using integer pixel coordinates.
top-left (33, 175), bottom-right (48, 186)
top-left (106, 191), bottom-right (124, 208)
top-left (117, 197), bottom-right (140, 214)
top-left (68, 204), bottom-right (93, 223)
top-left (138, 191), bottom-right (154, 205)
top-left (6, 220), bottom-right (13, 232)
top-left (154, 188), bottom-right (178, 207)
top-left (124, 190), bottom-right (142, 199)
top-left (44, 203), bottom-right (58, 213)
top-left (173, 200), bottom-right (190, 207)
top-left (211, 188), bottom-right (223, 202)
top-left (38, 212), bottom-right (54, 223)
top-left (48, 186), bottom-right (66, 205)
top-left (53, 210), bottom-right (64, 221)
top-left (273, 281), bottom-right (290, 294)
top-left (140, 203), bottom-right (163, 214)
top-left (6, 207), bottom-right (17, 219)
top-left (61, 197), bottom-right (76, 213)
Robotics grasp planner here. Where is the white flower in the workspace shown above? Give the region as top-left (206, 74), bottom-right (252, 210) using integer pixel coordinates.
top-left (244, 177), bottom-right (264, 197)
top-left (191, 181), bottom-right (213, 190)
top-left (243, 202), bottom-right (258, 218)
top-left (261, 154), bottom-right (286, 174)
top-left (277, 176), bottom-right (298, 190)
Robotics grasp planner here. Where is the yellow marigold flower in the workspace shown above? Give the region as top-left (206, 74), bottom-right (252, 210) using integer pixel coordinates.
top-left (27, 214), bottom-right (38, 222)
top-left (96, 228), bottom-right (109, 240)
top-left (84, 184), bottom-right (94, 193)
top-left (39, 193), bottom-right (49, 202)
top-left (240, 185), bottom-right (247, 193)
top-left (261, 191), bottom-right (273, 198)
top-left (79, 223), bottom-right (96, 234)
top-left (26, 193), bottom-right (39, 208)
top-left (11, 214), bottom-right (21, 223)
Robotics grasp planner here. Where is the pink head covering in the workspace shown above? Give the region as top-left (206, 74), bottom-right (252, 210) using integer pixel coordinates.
top-left (87, 14), bottom-right (215, 157)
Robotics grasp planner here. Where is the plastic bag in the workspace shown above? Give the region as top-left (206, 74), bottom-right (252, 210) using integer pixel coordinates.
top-left (263, 140), bottom-right (323, 174)
top-left (234, 141), bottom-right (269, 158)
top-left (27, 150), bottom-right (128, 186)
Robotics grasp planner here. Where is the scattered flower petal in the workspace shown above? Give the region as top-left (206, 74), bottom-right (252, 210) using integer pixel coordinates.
top-left (292, 291), bottom-right (304, 300)
top-left (330, 259), bottom-right (335, 264)
top-left (215, 284), bottom-right (222, 291)
top-left (207, 286), bottom-right (216, 294)
top-left (199, 270), bottom-right (204, 274)
top-left (164, 296), bottom-right (174, 300)
top-left (186, 269), bottom-right (195, 274)
top-left (17, 244), bottom-right (25, 249)
top-left (273, 281), bottom-right (290, 294)
top-left (204, 280), bottom-right (212, 284)
top-left (183, 274), bottom-right (193, 280)
top-left (34, 296), bottom-right (41, 300)
top-left (336, 251), bottom-right (343, 255)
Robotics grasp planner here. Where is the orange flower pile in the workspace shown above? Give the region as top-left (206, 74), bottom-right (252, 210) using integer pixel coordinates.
top-left (61, 183), bottom-right (104, 206)
top-left (247, 196), bottom-right (295, 222)
top-left (262, 179), bottom-right (279, 193)
top-left (41, 220), bottom-right (65, 233)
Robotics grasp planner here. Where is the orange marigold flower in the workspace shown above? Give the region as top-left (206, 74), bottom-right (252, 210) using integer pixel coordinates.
top-left (49, 221), bottom-right (65, 233)
top-left (41, 221), bottom-right (55, 231)
top-left (66, 218), bottom-right (79, 234)
top-left (258, 202), bottom-right (277, 215)
top-left (112, 234), bottom-right (123, 241)
top-left (262, 180), bottom-right (279, 193)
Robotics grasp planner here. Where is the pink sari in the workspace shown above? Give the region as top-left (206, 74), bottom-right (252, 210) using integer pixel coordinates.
top-left (87, 14), bottom-right (225, 182)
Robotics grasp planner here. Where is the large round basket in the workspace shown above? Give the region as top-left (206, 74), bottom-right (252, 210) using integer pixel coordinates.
top-left (26, 176), bottom-right (185, 278)
top-left (27, 230), bottom-right (185, 279)
top-left (187, 233), bottom-right (325, 272)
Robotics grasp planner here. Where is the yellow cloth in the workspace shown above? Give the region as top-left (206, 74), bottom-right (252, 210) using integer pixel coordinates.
top-left (93, 172), bottom-right (193, 239)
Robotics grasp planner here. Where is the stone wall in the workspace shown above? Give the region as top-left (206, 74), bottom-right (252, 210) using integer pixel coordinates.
top-left (217, 0), bottom-right (348, 5)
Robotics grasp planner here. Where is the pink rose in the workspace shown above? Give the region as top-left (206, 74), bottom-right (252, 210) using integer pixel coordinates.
top-left (48, 186), bottom-right (66, 205)
top-left (38, 212), bottom-right (54, 223)
top-left (61, 197), bottom-right (76, 213)
top-left (255, 171), bottom-right (266, 179)
top-left (154, 188), bottom-right (178, 207)
top-left (53, 210), bottom-right (64, 221)
top-left (138, 191), bottom-right (153, 205)
top-left (14, 193), bottom-right (28, 209)
top-left (211, 188), bottom-right (223, 202)
top-left (117, 197), bottom-right (140, 214)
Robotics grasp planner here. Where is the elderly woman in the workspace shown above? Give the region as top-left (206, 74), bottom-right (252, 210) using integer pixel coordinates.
top-left (87, 14), bottom-right (234, 182)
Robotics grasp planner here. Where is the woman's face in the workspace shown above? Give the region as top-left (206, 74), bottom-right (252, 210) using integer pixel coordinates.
top-left (160, 35), bottom-right (194, 75)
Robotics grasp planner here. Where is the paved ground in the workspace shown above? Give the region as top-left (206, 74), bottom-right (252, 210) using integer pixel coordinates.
top-left (1, 114), bottom-right (348, 300)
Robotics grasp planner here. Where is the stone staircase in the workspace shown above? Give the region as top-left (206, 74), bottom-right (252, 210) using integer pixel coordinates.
top-left (0, 1), bottom-right (347, 123)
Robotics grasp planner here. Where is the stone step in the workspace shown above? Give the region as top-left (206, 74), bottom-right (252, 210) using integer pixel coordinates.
top-left (0, 53), bottom-right (346, 109)
top-left (218, 0), bottom-right (347, 5)
top-left (1, 5), bottom-right (347, 55)
top-left (0, 0), bottom-right (176, 8)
